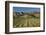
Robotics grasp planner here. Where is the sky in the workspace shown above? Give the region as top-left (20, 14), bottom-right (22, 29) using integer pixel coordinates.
top-left (13, 7), bottom-right (40, 13)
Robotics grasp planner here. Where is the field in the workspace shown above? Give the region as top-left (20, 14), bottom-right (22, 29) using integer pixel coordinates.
top-left (13, 14), bottom-right (40, 28)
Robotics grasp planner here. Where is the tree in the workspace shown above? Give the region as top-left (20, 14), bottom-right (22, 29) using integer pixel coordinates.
top-left (21, 12), bottom-right (24, 15)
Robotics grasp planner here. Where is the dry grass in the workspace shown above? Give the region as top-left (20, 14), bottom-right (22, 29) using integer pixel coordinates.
top-left (13, 14), bottom-right (40, 28)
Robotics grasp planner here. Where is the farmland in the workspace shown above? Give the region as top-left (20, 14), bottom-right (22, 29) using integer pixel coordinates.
top-left (13, 14), bottom-right (40, 28)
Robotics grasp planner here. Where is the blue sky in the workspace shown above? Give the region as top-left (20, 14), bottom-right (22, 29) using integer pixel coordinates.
top-left (13, 7), bottom-right (40, 12)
